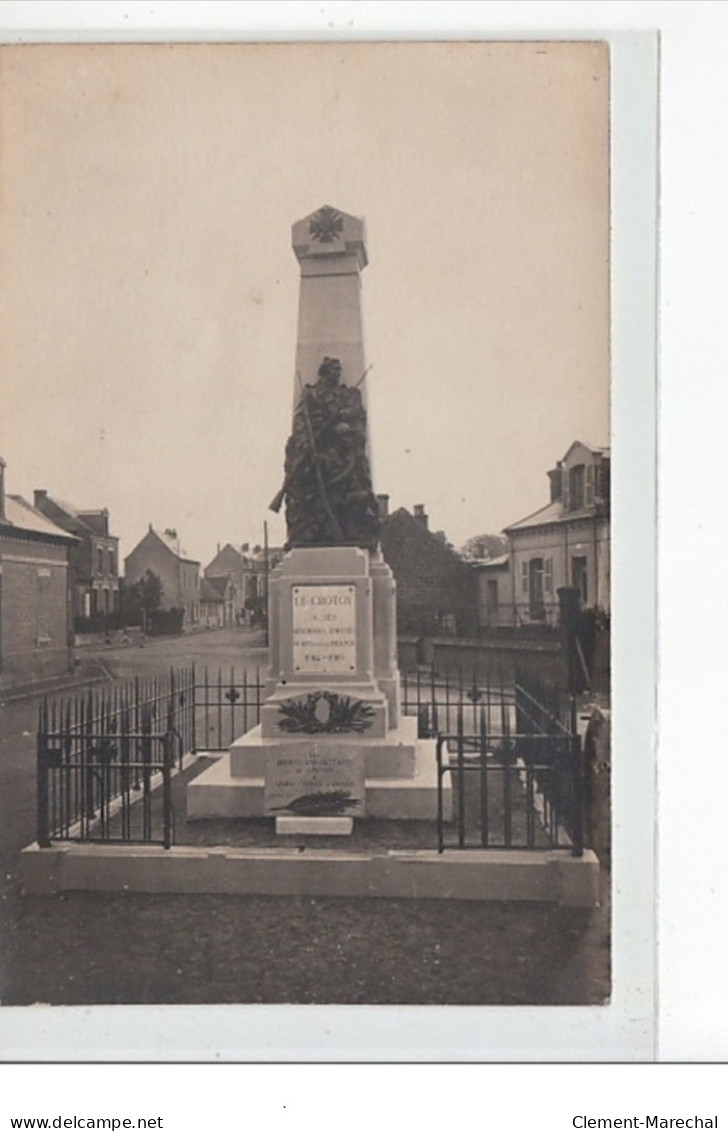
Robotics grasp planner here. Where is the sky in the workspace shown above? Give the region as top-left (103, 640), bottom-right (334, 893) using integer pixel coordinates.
top-left (0, 40), bottom-right (609, 565)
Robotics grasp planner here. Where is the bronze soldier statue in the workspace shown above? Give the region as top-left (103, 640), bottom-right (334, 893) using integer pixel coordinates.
top-left (275, 357), bottom-right (380, 552)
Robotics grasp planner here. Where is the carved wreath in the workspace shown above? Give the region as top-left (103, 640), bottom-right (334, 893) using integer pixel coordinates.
top-left (277, 691), bottom-right (374, 734)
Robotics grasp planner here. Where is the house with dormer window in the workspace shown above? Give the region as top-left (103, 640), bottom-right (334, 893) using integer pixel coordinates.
top-left (501, 441), bottom-right (610, 627)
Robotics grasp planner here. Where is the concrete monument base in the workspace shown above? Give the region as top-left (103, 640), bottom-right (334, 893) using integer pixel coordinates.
top-left (21, 841), bottom-right (600, 906)
top-left (276, 816), bottom-right (353, 836)
top-left (186, 732), bottom-right (450, 822)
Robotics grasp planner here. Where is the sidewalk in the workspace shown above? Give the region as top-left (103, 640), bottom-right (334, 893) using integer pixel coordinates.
top-left (0, 660), bottom-right (110, 705)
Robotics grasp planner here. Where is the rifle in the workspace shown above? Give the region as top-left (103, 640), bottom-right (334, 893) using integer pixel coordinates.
top-left (268, 364), bottom-right (373, 513)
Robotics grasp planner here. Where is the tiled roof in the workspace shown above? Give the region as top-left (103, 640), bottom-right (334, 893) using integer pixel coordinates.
top-left (505, 501), bottom-right (604, 532)
top-left (154, 528), bottom-right (198, 563)
top-left (471, 554), bottom-right (509, 569)
top-left (200, 578), bottom-right (225, 602)
top-left (562, 440), bottom-right (610, 461)
top-left (203, 576), bottom-right (231, 598)
top-left (2, 495), bottom-right (78, 541)
top-left (39, 494), bottom-right (111, 536)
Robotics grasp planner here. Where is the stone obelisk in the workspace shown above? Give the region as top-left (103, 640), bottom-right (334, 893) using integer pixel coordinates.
top-left (187, 205), bottom-right (448, 831)
top-left (291, 204), bottom-right (370, 413)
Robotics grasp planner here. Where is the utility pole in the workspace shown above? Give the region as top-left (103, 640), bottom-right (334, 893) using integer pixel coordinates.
top-left (263, 519), bottom-right (269, 649)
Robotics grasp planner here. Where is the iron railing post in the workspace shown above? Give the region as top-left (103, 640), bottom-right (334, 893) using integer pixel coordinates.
top-left (36, 703), bottom-right (51, 848)
top-left (436, 735), bottom-right (444, 853)
top-left (162, 730), bottom-right (174, 850)
top-left (479, 705), bottom-right (489, 848)
top-left (571, 732), bottom-right (585, 857)
top-left (190, 663), bottom-right (197, 754)
top-left (141, 704), bottom-right (153, 841)
top-left (457, 706), bottom-right (465, 848)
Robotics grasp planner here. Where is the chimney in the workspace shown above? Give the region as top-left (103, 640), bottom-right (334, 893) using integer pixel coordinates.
top-left (241, 542), bottom-right (250, 553)
top-left (34, 488), bottom-right (47, 510)
top-left (376, 494), bottom-right (389, 520)
top-left (413, 504), bottom-right (428, 530)
top-left (0, 457), bottom-right (6, 521)
top-left (165, 528), bottom-right (178, 540)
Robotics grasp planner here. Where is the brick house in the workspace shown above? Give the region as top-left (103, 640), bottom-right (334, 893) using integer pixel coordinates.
top-left (379, 499), bottom-right (477, 637)
top-left (124, 526), bottom-right (200, 628)
top-left (0, 459), bottom-right (76, 687)
top-left (33, 490), bottom-right (120, 622)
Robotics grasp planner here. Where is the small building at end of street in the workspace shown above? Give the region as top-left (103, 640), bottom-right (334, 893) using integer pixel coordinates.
top-left (124, 525), bottom-right (201, 629)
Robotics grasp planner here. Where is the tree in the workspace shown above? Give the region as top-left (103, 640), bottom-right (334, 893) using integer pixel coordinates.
top-left (460, 533), bottom-right (508, 562)
top-left (122, 570), bottom-right (164, 619)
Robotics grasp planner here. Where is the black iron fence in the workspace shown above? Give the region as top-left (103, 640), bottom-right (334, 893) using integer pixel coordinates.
top-left (403, 665), bottom-right (584, 855)
top-left (401, 665), bottom-right (516, 741)
top-left (37, 663), bottom-right (583, 854)
top-left (36, 665), bottom-right (265, 849)
top-left (194, 665), bottom-right (266, 752)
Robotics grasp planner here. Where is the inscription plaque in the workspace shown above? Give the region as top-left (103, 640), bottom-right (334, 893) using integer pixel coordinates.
top-left (264, 745), bottom-right (365, 817)
top-left (292, 584), bottom-right (357, 673)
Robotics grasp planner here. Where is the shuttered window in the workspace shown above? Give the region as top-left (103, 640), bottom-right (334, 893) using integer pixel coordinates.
top-left (544, 557), bottom-right (553, 594)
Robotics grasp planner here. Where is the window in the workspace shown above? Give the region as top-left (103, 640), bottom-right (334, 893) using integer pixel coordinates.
top-left (108, 549), bottom-right (116, 576)
top-left (36, 569), bottom-right (51, 644)
top-left (97, 547), bottom-right (104, 574)
top-left (524, 556), bottom-right (554, 620)
top-left (569, 465), bottom-right (585, 510)
top-left (544, 557), bottom-right (553, 594)
top-left (528, 557), bottom-right (545, 619)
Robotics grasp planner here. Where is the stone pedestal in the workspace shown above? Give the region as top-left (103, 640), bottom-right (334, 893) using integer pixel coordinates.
top-left (188, 546), bottom-right (450, 824)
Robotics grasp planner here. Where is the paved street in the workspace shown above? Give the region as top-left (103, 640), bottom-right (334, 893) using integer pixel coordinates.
top-left (81, 625), bottom-right (269, 683)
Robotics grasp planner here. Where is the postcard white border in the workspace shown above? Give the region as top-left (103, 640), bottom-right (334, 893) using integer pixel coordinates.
top-left (0, 5), bottom-right (657, 1063)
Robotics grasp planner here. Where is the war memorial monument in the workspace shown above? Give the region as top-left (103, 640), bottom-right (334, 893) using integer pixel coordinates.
top-left (188, 205), bottom-right (448, 832)
top-left (23, 206), bottom-right (597, 907)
